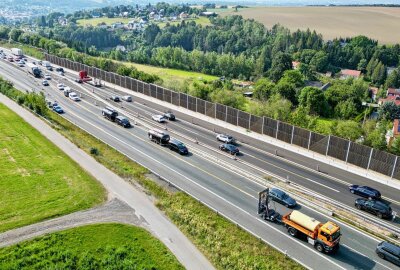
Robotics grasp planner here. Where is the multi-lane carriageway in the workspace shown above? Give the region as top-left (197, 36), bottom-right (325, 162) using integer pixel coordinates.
top-left (0, 50), bottom-right (399, 269)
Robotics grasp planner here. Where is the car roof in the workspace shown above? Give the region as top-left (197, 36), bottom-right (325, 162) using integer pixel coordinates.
top-left (270, 188), bottom-right (285, 195)
top-left (361, 186), bottom-right (377, 191)
top-left (380, 241), bottom-right (400, 255)
top-left (116, 116), bottom-right (127, 120)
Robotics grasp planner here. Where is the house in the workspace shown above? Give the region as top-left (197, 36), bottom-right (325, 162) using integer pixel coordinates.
top-left (149, 11), bottom-right (156, 19)
top-left (200, 11), bottom-right (217, 17)
top-left (292, 61), bottom-right (300, 70)
top-left (378, 96), bottom-right (400, 106)
top-left (92, 12), bottom-right (101, 18)
top-left (386, 119), bottom-right (400, 146)
top-left (387, 88), bottom-right (400, 98)
top-left (369, 87), bottom-right (379, 101)
top-left (340, 69), bottom-right (361, 79)
top-left (122, 12), bottom-right (129, 17)
top-left (179, 12), bottom-right (189, 19)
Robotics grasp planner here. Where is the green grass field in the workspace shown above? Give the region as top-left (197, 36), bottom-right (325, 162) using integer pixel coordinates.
top-left (0, 223), bottom-right (184, 269)
top-left (0, 103), bottom-right (105, 232)
top-left (122, 60), bottom-right (218, 89)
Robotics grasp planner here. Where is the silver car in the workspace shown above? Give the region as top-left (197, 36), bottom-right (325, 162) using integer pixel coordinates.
top-left (216, 134), bottom-right (235, 144)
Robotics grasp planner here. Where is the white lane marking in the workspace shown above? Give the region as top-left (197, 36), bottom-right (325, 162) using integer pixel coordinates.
top-left (341, 244), bottom-right (393, 270)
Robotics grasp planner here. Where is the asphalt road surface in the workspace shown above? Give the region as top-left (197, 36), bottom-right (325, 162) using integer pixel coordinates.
top-left (1, 51), bottom-right (399, 269)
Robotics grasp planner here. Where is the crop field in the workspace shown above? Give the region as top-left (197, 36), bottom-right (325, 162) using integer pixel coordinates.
top-left (0, 103), bottom-right (105, 232)
top-left (0, 223), bottom-right (184, 269)
top-left (222, 6), bottom-right (400, 44)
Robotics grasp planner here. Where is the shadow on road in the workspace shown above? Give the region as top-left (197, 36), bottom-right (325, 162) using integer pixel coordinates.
top-left (332, 244), bottom-right (377, 270)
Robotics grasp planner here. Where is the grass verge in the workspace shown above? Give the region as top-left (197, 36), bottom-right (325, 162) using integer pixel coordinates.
top-left (0, 223), bottom-right (184, 269)
top-left (0, 103), bottom-right (105, 232)
top-left (47, 107), bottom-right (303, 269)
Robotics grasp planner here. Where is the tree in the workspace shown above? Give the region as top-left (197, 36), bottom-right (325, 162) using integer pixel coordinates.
top-left (268, 52), bottom-right (292, 82)
top-left (298, 86), bottom-right (329, 116)
top-left (309, 51), bottom-right (328, 72)
top-left (357, 59), bottom-right (367, 72)
top-left (280, 70), bottom-right (304, 87)
top-left (290, 106), bottom-right (310, 128)
top-left (391, 137), bottom-right (400, 155)
top-left (8, 29), bottom-right (23, 41)
top-left (143, 24), bottom-right (160, 45)
top-left (366, 129), bottom-right (387, 150)
top-left (298, 63), bottom-right (315, 80)
top-left (253, 78), bottom-right (275, 101)
top-left (385, 68), bottom-right (400, 89)
top-left (379, 101), bottom-right (400, 121)
top-left (371, 61), bottom-right (386, 85)
top-left (274, 81), bottom-right (297, 104)
top-left (262, 94), bottom-right (292, 121)
top-left (334, 100), bottom-right (358, 119)
top-left (335, 121), bottom-right (362, 141)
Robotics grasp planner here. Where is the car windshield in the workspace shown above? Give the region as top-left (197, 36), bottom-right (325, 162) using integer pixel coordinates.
top-left (331, 230), bottom-right (341, 241)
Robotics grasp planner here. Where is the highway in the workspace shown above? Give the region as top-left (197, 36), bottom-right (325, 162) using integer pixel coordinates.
top-left (0, 51), bottom-right (399, 269)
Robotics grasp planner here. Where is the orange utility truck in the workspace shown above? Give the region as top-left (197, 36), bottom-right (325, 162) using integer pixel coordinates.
top-left (282, 210), bottom-right (341, 253)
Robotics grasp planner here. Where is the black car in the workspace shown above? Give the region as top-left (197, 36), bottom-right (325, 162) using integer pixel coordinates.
top-left (269, 188), bottom-right (297, 208)
top-left (164, 112), bottom-right (176, 121)
top-left (219, 143), bottom-right (239, 155)
top-left (354, 198), bottom-right (392, 219)
top-left (376, 241), bottom-right (400, 266)
top-left (110, 96), bottom-right (120, 102)
top-left (55, 67), bottom-right (64, 73)
top-left (349, 185), bottom-right (381, 199)
top-left (169, 139), bottom-right (188, 155)
top-left (115, 116), bottom-right (131, 128)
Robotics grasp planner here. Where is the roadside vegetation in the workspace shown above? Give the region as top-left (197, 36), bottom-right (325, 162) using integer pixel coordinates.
top-left (0, 223), bottom-right (184, 269)
top-left (0, 79), bottom-right (303, 270)
top-left (0, 89), bottom-right (105, 232)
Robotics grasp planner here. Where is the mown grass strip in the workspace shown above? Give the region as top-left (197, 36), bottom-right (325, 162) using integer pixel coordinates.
top-left (0, 223), bottom-right (184, 269)
top-left (0, 103), bottom-right (106, 233)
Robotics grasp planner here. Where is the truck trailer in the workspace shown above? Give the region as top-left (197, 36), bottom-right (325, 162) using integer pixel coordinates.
top-left (11, 48), bottom-right (23, 57)
top-left (282, 210), bottom-right (341, 253)
top-left (148, 129), bottom-right (170, 145)
top-left (26, 63), bottom-right (41, 78)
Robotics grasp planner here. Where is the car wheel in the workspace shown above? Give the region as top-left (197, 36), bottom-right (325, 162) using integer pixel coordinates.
top-left (285, 204), bottom-right (289, 208)
top-left (356, 204), bottom-right (362, 210)
top-left (288, 227), bottom-right (297, 237)
top-left (350, 190), bottom-right (355, 194)
top-left (377, 252), bottom-right (385, 259)
top-left (315, 243), bottom-right (324, 253)
top-left (377, 212), bottom-right (383, 219)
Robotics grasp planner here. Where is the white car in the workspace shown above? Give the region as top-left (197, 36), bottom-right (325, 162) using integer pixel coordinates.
top-left (122, 95), bottom-right (132, 102)
top-left (69, 92), bottom-right (80, 101)
top-left (42, 80), bottom-right (49, 86)
top-left (216, 134), bottom-right (235, 144)
top-left (152, 114), bottom-right (167, 123)
top-left (57, 83), bottom-right (65, 90)
top-left (44, 74), bottom-right (51, 80)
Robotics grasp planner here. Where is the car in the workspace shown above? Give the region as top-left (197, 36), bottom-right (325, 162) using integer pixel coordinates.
top-left (376, 241), bottom-right (400, 266)
top-left (219, 143), bottom-right (239, 155)
top-left (38, 60), bottom-right (42, 65)
top-left (18, 60), bottom-right (25, 64)
top-left (164, 112), bottom-right (176, 121)
top-left (58, 71), bottom-right (64, 76)
top-left (169, 139), bottom-right (189, 155)
top-left (55, 67), bottom-right (64, 72)
top-left (52, 105), bottom-right (64, 114)
top-left (69, 92), bottom-right (80, 101)
top-left (57, 83), bottom-right (65, 90)
top-left (115, 116), bottom-right (131, 128)
top-left (354, 198), bottom-right (392, 219)
top-left (42, 80), bottom-right (49, 86)
top-left (110, 96), bottom-right (120, 102)
top-left (7, 56), bottom-right (13, 62)
top-left (152, 114), bottom-right (167, 123)
top-left (32, 61), bottom-right (36, 64)
top-left (44, 74), bottom-right (51, 80)
top-left (349, 185), bottom-right (381, 200)
top-left (18, 62), bottom-right (24, 67)
top-left (216, 134), bottom-right (235, 144)
top-left (269, 188), bottom-right (297, 208)
top-left (122, 95), bottom-right (132, 102)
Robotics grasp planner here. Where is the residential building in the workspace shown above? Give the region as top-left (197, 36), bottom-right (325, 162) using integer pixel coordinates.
top-left (340, 69), bottom-right (361, 79)
top-left (386, 119), bottom-right (400, 146)
top-left (387, 88), bottom-right (400, 98)
top-left (292, 61), bottom-right (300, 70)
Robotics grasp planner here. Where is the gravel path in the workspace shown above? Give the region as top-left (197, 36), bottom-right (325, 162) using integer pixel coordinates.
top-left (0, 94), bottom-right (214, 270)
top-left (0, 198), bottom-right (143, 248)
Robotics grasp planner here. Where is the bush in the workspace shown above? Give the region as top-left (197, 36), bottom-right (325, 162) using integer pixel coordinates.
top-left (90, 147), bottom-right (99, 156)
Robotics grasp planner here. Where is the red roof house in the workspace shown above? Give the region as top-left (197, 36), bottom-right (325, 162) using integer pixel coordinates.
top-left (340, 69), bottom-right (361, 79)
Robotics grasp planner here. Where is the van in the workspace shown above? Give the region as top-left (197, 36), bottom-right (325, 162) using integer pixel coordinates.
top-left (115, 116), bottom-right (131, 128)
top-left (168, 139), bottom-right (188, 155)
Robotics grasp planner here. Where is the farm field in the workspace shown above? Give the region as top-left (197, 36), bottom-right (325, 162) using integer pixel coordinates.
top-left (0, 103), bottom-right (105, 233)
top-left (222, 6), bottom-right (400, 44)
top-left (0, 223), bottom-right (184, 269)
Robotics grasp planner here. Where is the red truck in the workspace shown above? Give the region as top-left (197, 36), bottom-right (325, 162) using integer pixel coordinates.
top-left (77, 70), bottom-right (92, 83)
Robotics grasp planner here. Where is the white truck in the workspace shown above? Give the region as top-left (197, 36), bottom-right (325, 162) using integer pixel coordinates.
top-left (11, 48), bottom-right (23, 57)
